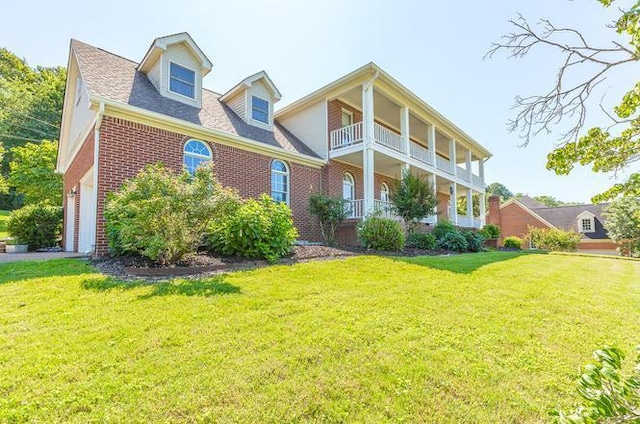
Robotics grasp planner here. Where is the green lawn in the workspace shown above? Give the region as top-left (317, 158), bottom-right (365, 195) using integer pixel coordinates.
top-left (1, 252), bottom-right (639, 422)
top-left (0, 210), bottom-right (10, 239)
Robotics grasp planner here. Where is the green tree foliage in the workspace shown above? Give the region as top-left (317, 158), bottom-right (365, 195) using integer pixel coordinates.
top-left (457, 194), bottom-right (481, 216)
top-left (603, 197), bottom-right (640, 256)
top-left (486, 182), bottom-right (514, 201)
top-left (551, 346), bottom-right (640, 423)
top-left (390, 170), bottom-right (437, 233)
top-left (0, 145), bottom-right (6, 194)
top-left (527, 226), bottom-right (582, 252)
top-left (532, 195), bottom-right (580, 208)
top-left (488, 1), bottom-right (640, 202)
top-left (308, 194), bottom-right (349, 246)
top-left (104, 163), bottom-right (240, 265)
top-left (7, 203), bottom-right (63, 250)
top-left (7, 140), bottom-right (61, 205)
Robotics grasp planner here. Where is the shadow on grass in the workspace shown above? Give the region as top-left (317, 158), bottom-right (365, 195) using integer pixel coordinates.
top-left (398, 250), bottom-right (547, 274)
top-left (0, 258), bottom-right (94, 285)
top-left (81, 275), bottom-right (241, 299)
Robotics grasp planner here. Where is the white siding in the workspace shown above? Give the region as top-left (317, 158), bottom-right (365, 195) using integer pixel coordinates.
top-left (247, 80), bottom-right (273, 130)
top-left (68, 74), bottom-right (96, 155)
top-left (278, 99), bottom-right (328, 159)
top-left (226, 92), bottom-right (245, 120)
top-left (160, 43), bottom-right (203, 108)
top-left (147, 58), bottom-right (162, 92)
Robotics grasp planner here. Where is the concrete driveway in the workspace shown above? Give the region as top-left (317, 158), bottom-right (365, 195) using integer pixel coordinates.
top-left (0, 252), bottom-right (89, 263)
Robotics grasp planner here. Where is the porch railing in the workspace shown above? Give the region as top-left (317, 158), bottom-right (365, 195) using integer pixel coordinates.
top-left (373, 200), bottom-right (401, 220)
top-left (436, 155), bottom-right (454, 175)
top-left (374, 123), bottom-right (405, 153)
top-left (410, 142), bottom-right (433, 166)
top-left (471, 173), bottom-right (483, 188)
top-left (330, 122), bottom-right (363, 151)
top-left (457, 166), bottom-right (471, 183)
top-left (345, 199), bottom-right (364, 219)
top-left (456, 215), bottom-right (482, 228)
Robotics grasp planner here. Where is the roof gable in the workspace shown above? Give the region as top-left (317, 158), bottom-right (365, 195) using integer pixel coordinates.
top-left (220, 71), bottom-right (282, 102)
top-left (500, 198), bottom-right (557, 229)
top-left (138, 32), bottom-right (213, 76)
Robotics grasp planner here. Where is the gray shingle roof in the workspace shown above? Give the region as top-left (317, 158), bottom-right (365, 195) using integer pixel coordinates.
top-left (516, 195), bottom-right (545, 210)
top-left (71, 39), bottom-right (320, 158)
top-left (533, 203), bottom-right (610, 239)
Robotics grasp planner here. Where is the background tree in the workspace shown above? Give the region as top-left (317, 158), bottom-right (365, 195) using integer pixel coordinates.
top-left (487, 0), bottom-right (640, 202)
top-left (8, 140), bottom-right (62, 205)
top-left (486, 182), bottom-right (514, 200)
top-left (531, 195), bottom-right (581, 207)
top-left (603, 196), bottom-right (640, 256)
top-left (457, 195), bottom-right (481, 216)
top-left (390, 170), bottom-right (438, 233)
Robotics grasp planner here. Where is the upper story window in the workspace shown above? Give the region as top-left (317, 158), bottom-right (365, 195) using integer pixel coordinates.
top-left (252, 96), bottom-right (269, 124)
top-left (183, 139), bottom-right (212, 175)
top-left (580, 217), bottom-right (594, 233)
top-left (169, 62), bottom-right (196, 99)
top-left (341, 109), bottom-right (353, 128)
top-left (271, 160), bottom-right (289, 205)
top-left (380, 182), bottom-right (390, 202)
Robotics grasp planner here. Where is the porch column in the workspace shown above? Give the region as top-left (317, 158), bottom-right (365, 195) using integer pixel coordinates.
top-left (466, 150), bottom-right (472, 179)
top-left (362, 81), bottom-right (375, 215)
top-left (400, 106), bottom-right (410, 161)
top-left (449, 139), bottom-right (457, 177)
top-left (466, 188), bottom-right (473, 222)
top-left (430, 173), bottom-right (438, 223)
top-left (479, 158), bottom-right (485, 186)
top-left (450, 183), bottom-right (458, 224)
top-left (479, 193), bottom-right (486, 227)
top-left (427, 124), bottom-right (436, 168)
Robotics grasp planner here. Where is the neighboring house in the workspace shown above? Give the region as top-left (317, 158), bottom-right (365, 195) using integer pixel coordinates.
top-left (487, 195), bottom-right (618, 254)
top-left (57, 33), bottom-right (492, 256)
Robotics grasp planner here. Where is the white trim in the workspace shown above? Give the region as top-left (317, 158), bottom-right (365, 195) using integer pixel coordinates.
top-left (250, 95), bottom-right (271, 126)
top-left (78, 168), bottom-right (96, 254)
top-left (270, 159), bottom-right (290, 206)
top-left (341, 108), bottom-right (354, 127)
top-left (220, 70), bottom-right (282, 102)
top-left (183, 139), bottom-right (213, 174)
top-left (138, 32), bottom-right (212, 76)
top-left (168, 61), bottom-right (197, 100)
top-left (380, 181), bottom-right (390, 202)
top-left (65, 192), bottom-right (75, 252)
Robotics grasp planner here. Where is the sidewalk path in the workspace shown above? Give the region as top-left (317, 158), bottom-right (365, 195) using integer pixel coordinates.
top-left (0, 252), bottom-right (89, 263)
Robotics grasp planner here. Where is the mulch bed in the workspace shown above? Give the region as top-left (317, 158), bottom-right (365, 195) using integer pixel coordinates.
top-left (92, 245), bottom-right (454, 281)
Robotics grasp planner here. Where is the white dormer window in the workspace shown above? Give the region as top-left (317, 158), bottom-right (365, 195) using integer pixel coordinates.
top-left (580, 217), bottom-right (594, 233)
top-left (251, 96), bottom-right (270, 124)
top-left (169, 62), bottom-right (196, 99)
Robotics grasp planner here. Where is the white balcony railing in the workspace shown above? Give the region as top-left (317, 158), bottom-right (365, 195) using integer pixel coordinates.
top-left (421, 215), bottom-right (438, 225)
top-left (345, 199), bottom-right (364, 219)
top-left (410, 142), bottom-right (433, 166)
top-left (374, 123), bottom-right (405, 153)
top-left (373, 200), bottom-right (401, 220)
top-left (456, 215), bottom-right (482, 228)
top-left (436, 155), bottom-right (454, 175)
top-left (472, 173), bottom-right (483, 188)
top-left (457, 166), bottom-right (471, 182)
top-left (330, 122), bottom-right (363, 151)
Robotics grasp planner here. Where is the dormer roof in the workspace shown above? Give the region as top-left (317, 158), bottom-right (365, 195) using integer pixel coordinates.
top-left (220, 71), bottom-right (282, 102)
top-left (138, 32), bottom-right (212, 76)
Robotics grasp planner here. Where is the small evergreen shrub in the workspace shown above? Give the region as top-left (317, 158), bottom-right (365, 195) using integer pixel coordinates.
top-left (358, 215), bottom-right (405, 251)
top-left (208, 195), bottom-right (298, 262)
top-left (432, 220), bottom-right (458, 240)
top-left (405, 232), bottom-right (437, 250)
top-left (503, 236), bottom-right (523, 249)
top-left (308, 194), bottom-right (348, 246)
top-left (7, 203), bottom-right (62, 250)
top-left (463, 230), bottom-right (485, 252)
top-left (527, 226), bottom-right (581, 252)
top-left (438, 231), bottom-right (469, 252)
top-left (478, 224), bottom-right (500, 239)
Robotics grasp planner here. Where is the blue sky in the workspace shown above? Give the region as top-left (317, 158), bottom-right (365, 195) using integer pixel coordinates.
top-left (2, 0), bottom-right (637, 203)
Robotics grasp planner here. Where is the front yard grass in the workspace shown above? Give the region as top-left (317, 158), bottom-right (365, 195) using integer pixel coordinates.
top-left (1, 252), bottom-right (639, 422)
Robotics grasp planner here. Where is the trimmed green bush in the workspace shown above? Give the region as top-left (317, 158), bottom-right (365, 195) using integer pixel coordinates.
top-left (104, 163), bottom-right (240, 265)
top-left (7, 203), bottom-right (63, 250)
top-left (503, 236), bottom-right (523, 249)
top-left (208, 195), bottom-right (298, 262)
top-left (358, 216), bottom-right (405, 251)
top-left (405, 232), bottom-right (437, 250)
top-left (463, 230), bottom-right (485, 252)
top-left (437, 231), bottom-right (469, 252)
top-left (308, 194), bottom-right (348, 246)
top-left (432, 220), bottom-right (457, 240)
top-left (478, 224), bottom-right (500, 240)
top-left (527, 226), bottom-right (581, 252)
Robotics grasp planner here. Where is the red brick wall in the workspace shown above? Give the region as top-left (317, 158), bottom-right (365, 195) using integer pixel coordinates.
top-left (92, 116), bottom-right (323, 255)
top-left (437, 192), bottom-right (450, 220)
top-left (578, 241), bottom-right (618, 250)
top-left (494, 202), bottom-right (551, 244)
top-left (62, 127), bottom-right (95, 252)
top-left (328, 100), bottom-right (363, 136)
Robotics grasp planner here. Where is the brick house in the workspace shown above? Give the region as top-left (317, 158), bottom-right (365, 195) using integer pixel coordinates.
top-left (57, 33), bottom-right (492, 256)
top-left (487, 195), bottom-right (618, 254)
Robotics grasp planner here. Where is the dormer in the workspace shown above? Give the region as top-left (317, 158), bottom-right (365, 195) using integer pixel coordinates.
top-left (220, 71), bottom-right (282, 131)
top-left (577, 210), bottom-right (596, 233)
top-left (138, 33), bottom-right (212, 109)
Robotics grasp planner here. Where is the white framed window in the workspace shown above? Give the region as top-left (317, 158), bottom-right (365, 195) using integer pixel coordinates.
top-left (271, 159), bottom-right (289, 205)
top-left (580, 217), bottom-right (594, 233)
top-left (380, 182), bottom-right (390, 203)
top-left (343, 172), bottom-right (355, 218)
top-left (169, 62), bottom-right (196, 99)
top-left (341, 109), bottom-right (353, 128)
top-left (183, 140), bottom-right (212, 175)
top-left (251, 96), bottom-right (270, 124)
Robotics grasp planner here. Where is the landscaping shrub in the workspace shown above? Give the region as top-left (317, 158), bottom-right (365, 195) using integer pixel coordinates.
top-left (527, 226), bottom-right (581, 252)
top-left (432, 220), bottom-right (458, 240)
top-left (208, 194), bottom-right (298, 262)
top-left (104, 163), bottom-right (240, 265)
top-left (7, 203), bottom-right (62, 250)
top-left (308, 194), bottom-right (348, 246)
top-left (358, 215), bottom-right (405, 251)
top-left (405, 232), bottom-right (437, 250)
top-left (503, 236), bottom-right (523, 249)
top-left (390, 170), bottom-right (437, 233)
top-left (478, 224), bottom-right (500, 240)
top-left (438, 231), bottom-right (469, 252)
top-left (463, 230), bottom-right (485, 252)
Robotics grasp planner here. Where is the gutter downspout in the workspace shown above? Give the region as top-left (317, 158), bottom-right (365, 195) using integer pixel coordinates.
top-left (91, 101), bottom-right (105, 257)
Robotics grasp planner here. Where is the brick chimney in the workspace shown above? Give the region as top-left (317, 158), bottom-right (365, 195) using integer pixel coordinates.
top-left (487, 195), bottom-right (502, 239)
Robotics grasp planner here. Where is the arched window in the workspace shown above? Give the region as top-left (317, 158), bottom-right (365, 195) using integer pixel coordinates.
top-left (343, 172), bottom-right (355, 201)
top-left (271, 159), bottom-right (289, 204)
top-left (183, 140), bottom-right (212, 175)
top-left (380, 182), bottom-right (390, 202)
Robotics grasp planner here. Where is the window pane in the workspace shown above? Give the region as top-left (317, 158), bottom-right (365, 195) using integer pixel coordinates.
top-left (170, 79), bottom-right (195, 98)
top-left (271, 160), bottom-right (286, 172)
top-left (252, 96), bottom-right (269, 123)
top-left (169, 63), bottom-right (195, 99)
top-left (170, 63), bottom-right (195, 83)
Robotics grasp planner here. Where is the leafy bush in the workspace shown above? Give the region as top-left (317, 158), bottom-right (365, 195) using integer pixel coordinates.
top-left (503, 236), bottom-right (523, 249)
top-left (551, 346), bottom-right (640, 424)
top-left (478, 224), bottom-right (500, 239)
top-left (308, 194), bottom-right (349, 246)
top-left (463, 230), bottom-right (485, 252)
top-left (208, 195), bottom-right (298, 262)
top-left (405, 232), bottom-right (437, 250)
top-left (438, 231), bottom-right (469, 252)
top-left (390, 170), bottom-right (437, 233)
top-left (432, 220), bottom-right (458, 240)
top-left (358, 215), bottom-right (405, 251)
top-left (527, 226), bottom-right (581, 252)
top-left (7, 203), bottom-right (62, 250)
top-left (104, 163), bottom-right (240, 265)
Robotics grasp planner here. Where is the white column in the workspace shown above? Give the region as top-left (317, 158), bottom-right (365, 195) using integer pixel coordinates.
top-left (427, 124), bottom-right (436, 167)
top-left (466, 150), bottom-right (472, 174)
top-left (362, 82), bottom-right (375, 215)
top-left (449, 139), bottom-right (457, 177)
top-left (430, 173), bottom-right (438, 223)
top-left (466, 188), bottom-right (473, 220)
top-left (479, 158), bottom-right (485, 186)
top-left (450, 183), bottom-right (458, 224)
top-left (400, 106), bottom-right (410, 159)
top-left (479, 193), bottom-right (486, 227)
